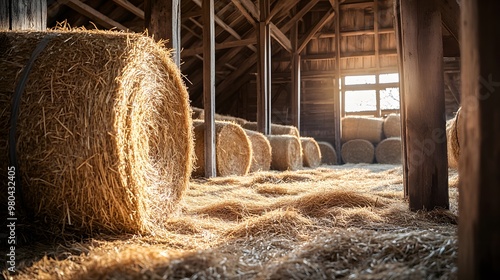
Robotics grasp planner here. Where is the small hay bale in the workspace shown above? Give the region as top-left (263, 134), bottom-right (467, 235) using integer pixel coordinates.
top-left (341, 139), bottom-right (375, 164)
top-left (383, 113), bottom-right (401, 138)
top-left (197, 110), bottom-right (247, 126)
top-left (244, 129), bottom-right (272, 172)
top-left (192, 120), bottom-right (252, 177)
top-left (375, 137), bottom-right (402, 164)
top-left (191, 107), bottom-right (204, 120)
top-left (243, 122), bottom-right (300, 138)
top-left (342, 117), bottom-right (384, 144)
top-left (317, 141), bottom-right (338, 165)
top-left (266, 135), bottom-right (302, 171)
top-left (300, 137), bottom-right (321, 168)
top-left (0, 30), bottom-right (193, 234)
top-left (446, 108), bottom-right (462, 169)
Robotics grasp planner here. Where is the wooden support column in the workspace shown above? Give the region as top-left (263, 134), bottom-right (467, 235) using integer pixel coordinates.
top-left (333, 0), bottom-right (342, 164)
top-left (459, 1), bottom-right (500, 278)
top-left (257, 0), bottom-right (271, 135)
top-left (202, 0), bottom-right (216, 178)
top-left (0, 0), bottom-right (46, 30)
top-left (374, 0), bottom-right (381, 117)
top-left (144, 0), bottom-right (181, 67)
top-left (290, 11), bottom-right (300, 131)
top-left (400, 0), bottom-right (448, 210)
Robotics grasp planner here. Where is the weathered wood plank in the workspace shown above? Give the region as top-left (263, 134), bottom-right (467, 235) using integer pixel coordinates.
top-left (333, 0), bottom-right (342, 164)
top-left (257, 0), bottom-right (271, 135)
top-left (298, 9), bottom-right (334, 53)
top-left (269, 22), bottom-right (291, 52)
top-left (182, 37), bottom-right (256, 57)
top-left (202, 0), bottom-right (216, 178)
top-left (112, 0), bottom-right (144, 19)
top-left (291, 14), bottom-right (300, 130)
top-left (400, 0), bottom-right (448, 210)
top-left (0, 0), bottom-right (10, 29)
top-left (459, 1), bottom-right (500, 279)
top-left (438, 0), bottom-right (460, 44)
top-left (2, 0), bottom-right (46, 30)
top-left (65, 0), bottom-right (128, 30)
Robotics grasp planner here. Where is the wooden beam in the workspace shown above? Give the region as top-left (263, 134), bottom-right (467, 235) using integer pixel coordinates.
top-left (298, 9), bottom-right (335, 53)
top-left (333, 0), bottom-right (342, 164)
top-left (112, 0), bottom-right (144, 19)
top-left (374, 0), bottom-right (381, 117)
top-left (1, 0), bottom-right (46, 30)
top-left (230, 0), bottom-right (256, 26)
top-left (182, 37), bottom-right (256, 57)
top-left (281, 0), bottom-right (320, 34)
top-left (62, 0), bottom-right (128, 30)
top-left (239, 0), bottom-right (259, 20)
top-left (202, 0), bottom-right (216, 178)
top-left (438, 0), bottom-right (460, 44)
top-left (257, 0), bottom-right (271, 134)
top-left (291, 12), bottom-right (301, 130)
top-left (316, 27), bottom-right (395, 38)
top-left (270, 22), bottom-right (292, 52)
top-left (144, 0), bottom-right (180, 66)
top-left (267, 0), bottom-right (299, 24)
top-left (400, 0), bottom-right (448, 211)
top-left (459, 1), bottom-right (500, 278)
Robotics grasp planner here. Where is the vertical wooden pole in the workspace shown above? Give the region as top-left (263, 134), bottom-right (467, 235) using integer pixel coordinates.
top-left (291, 12), bottom-right (300, 131)
top-left (333, 1), bottom-right (342, 164)
top-left (400, 0), bottom-right (448, 210)
top-left (459, 1), bottom-right (500, 278)
top-left (374, 0), bottom-right (381, 117)
top-left (202, 0), bottom-right (216, 178)
top-left (0, 0), bottom-right (46, 30)
top-left (144, 0), bottom-right (181, 67)
top-left (257, 0), bottom-right (271, 135)
top-left (393, 0), bottom-right (408, 197)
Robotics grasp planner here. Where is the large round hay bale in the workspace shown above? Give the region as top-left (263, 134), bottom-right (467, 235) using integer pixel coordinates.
top-left (342, 117), bottom-right (384, 144)
top-left (383, 113), bottom-right (401, 138)
top-left (0, 30), bottom-right (193, 234)
top-left (300, 137), bottom-right (321, 168)
top-left (341, 139), bottom-right (375, 164)
top-left (192, 120), bottom-right (252, 177)
top-left (244, 130), bottom-right (272, 172)
top-left (266, 135), bottom-right (302, 171)
top-left (375, 137), bottom-right (402, 164)
top-left (446, 108), bottom-right (462, 169)
top-left (243, 122), bottom-right (300, 138)
top-left (317, 141), bottom-right (338, 165)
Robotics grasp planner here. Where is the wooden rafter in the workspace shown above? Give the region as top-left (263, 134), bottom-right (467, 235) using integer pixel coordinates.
top-left (111, 0), bottom-right (144, 19)
top-left (230, 0), bottom-right (256, 25)
top-left (298, 8), bottom-right (335, 53)
top-left (62, 0), bottom-right (128, 30)
top-left (270, 23), bottom-right (292, 52)
top-left (281, 0), bottom-right (321, 33)
top-left (182, 37), bottom-right (256, 56)
top-left (267, 0), bottom-right (300, 24)
top-left (438, 0), bottom-right (460, 44)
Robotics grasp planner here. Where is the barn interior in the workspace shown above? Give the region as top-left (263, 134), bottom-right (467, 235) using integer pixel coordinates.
top-left (1, 0), bottom-right (498, 279)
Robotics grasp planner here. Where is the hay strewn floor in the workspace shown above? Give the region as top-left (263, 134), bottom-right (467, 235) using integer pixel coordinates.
top-left (3, 165), bottom-right (459, 280)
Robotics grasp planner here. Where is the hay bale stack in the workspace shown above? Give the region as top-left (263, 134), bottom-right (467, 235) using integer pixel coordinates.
top-left (0, 30), bottom-right (193, 234)
top-left (197, 110), bottom-right (247, 126)
top-left (300, 137), bottom-right (322, 168)
top-left (191, 107), bottom-right (204, 120)
top-left (383, 113), bottom-right (401, 138)
top-left (317, 141), bottom-right (338, 165)
top-left (244, 130), bottom-right (272, 172)
top-left (266, 135), bottom-right (302, 171)
top-left (446, 109), bottom-right (463, 169)
top-left (342, 117), bottom-right (384, 144)
top-left (192, 120), bottom-right (252, 177)
top-left (341, 139), bottom-right (375, 164)
top-left (243, 122), bottom-right (300, 138)
top-left (375, 137), bottom-right (402, 164)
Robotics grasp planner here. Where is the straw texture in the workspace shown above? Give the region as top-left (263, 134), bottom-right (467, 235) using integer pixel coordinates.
top-left (446, 109), bottom-right (462, 169)
top-left (375, 137), bottom-right (402, 164)
top-left (300, 137), bottom-right (321, 168)
top-left (342, 117), bottom-right (384, 144)
top-left (383, 113), bottom-right (401, 138)
top-left (266, 135), bottom-right (302, 171)
top-left (0, 30), bottom-right (193, 234)
top-left (243, 122), bottom-right (300, 138)
top-left (192, 120), bottom-right (252, 177)
top-left (244, 129), bottom-right (272, 172)
top-left (317, 141), bottom-right (337, 165)
top-left (341, 139), bottom-right (375, 164)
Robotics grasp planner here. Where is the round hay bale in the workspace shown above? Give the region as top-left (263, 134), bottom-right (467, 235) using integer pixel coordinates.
top-left (341, 139), bottom-right (375, 164)
top-left (266, 135), bottom-right (302, 171)
top-left (317, 141), bottom-right (338, 165)
top-left (243, 122), bottom-right (300, 138)
top-left (215, 114), bottom-right (247, 126)
top-left (342, 117), bottom-right (384, 144)
top-left (244, 130), bottom-right (272, 172)
top-left (192, 120), bottom-right (252, 177)
top-left (375, 137), bottom-right (402, 164)
top-left (300, 137), bottom-right (321, 168)
top-left (446, 108), bottom-right (462, 169)
top-left (383, 113), bottom-right (401, 138)
top-left (0, 30), bottom-right (193, 234)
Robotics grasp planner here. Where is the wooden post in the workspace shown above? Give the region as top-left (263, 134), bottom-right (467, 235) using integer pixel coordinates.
top-left (333, 0), bottom-right (342, 164)
top-left (202, 0), bottom-right (216, 178)
top-left (0, 0), bottom-right (46, 30)
top-left (459, 1), bottom-right (500, 278)
top-left (400, 0), bottom-right (448, 210)
top-left (290, 13), bottom-right (300, 131)
top-left (144, 0), bottom-right (181, 67)
top-left (374, 0), bottom-right (381, 118)
top-left (257, 0), bottom-right (271, 135)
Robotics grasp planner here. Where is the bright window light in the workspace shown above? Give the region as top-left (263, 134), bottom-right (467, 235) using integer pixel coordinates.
top-left (379, 73), bottom-right (399, 83)
top-left (380, 88), bottom-right (400, 110)
top-left (344, 75), bottom-right (376, 85)
top-left (345, 90), bottom-right (376, 112)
